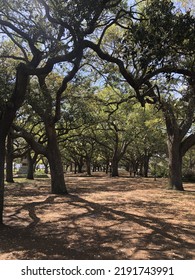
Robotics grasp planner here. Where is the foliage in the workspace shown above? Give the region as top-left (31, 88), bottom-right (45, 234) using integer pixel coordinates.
top-left (0, 0), bottom-right (195, 188)
top-left (122, 0), bottom-right (195, 73)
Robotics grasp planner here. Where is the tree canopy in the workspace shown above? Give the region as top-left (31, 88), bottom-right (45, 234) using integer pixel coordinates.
top-left (0, 0), bottom-right (195, 225)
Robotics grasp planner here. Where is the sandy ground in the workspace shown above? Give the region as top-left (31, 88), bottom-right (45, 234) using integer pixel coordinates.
top-left (0, 173), bottom-right (195, 260)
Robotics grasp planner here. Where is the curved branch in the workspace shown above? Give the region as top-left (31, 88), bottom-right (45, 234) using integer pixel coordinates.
top-left (1, 26), bottom-right (29, 62)
top-left (0, 18), bottom-right (40, 58)
top-left (12, 124), bottom-right (47, 156)
top-left (181, 134), bottom-right (195, 157)
top-left (54, 50), bottom-right (83, 122)
top-left (37, 0), bottom-right (77, 43)
top-left (83, 40), bottom-right (138, 90)
top-left (140, 67), bottom-right (195, 86)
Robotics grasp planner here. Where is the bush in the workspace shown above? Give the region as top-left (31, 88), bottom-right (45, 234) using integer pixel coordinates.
top-left (183, 171), bottom-right (195, 182)
top-left (150, 164), bottom-right (168, 178)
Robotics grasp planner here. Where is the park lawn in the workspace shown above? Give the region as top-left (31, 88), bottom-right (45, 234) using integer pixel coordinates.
top-left (0, 174), bottom-right (195, 260)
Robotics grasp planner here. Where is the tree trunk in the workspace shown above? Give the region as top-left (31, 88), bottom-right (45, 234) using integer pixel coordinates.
top-left (0, 134), bottom-right (6, 224)
top-left (86, 157), bottom-right (91, 176)
top-left (27, 161), bottom-right (34, 179)
top-left (27, 151), bottom-right (37, 180)
top-left (42, 158), bottom-right (49, 174)
top-left (167, 136), bottom-right (184, 191)
top-left (0, 64), bottom-right (29, 224)
top-left (125, 162), bottom-right (130, 172)
top-left (143, 155), bottom-right (150, 178)
top-left (139, 161), bottom-right (144, 176)
top-left (92, 165), bottom-right (96, 172)
top-left (77, 157), bottom-right (84, 173)
top-left (112, 158), bottom-right (119, 177)
top-left (69, 162), bottom-right (73, 173)
top-left (77, 164), bottom-right (82, 173)
top-left (74, 162), bottom-right (77, 174)
top-left (6, 154), bottom-right (14, 183)
top-left (44, 163), bottom-right (49, 174)
top-left (105, 163), bottom-right (109, 174)
top-left (48, 152), bottom-right (67, 194)
top-left (6, 133), bottom-right (14, 183)
top-left (46, 124), bottom-right (68, 194)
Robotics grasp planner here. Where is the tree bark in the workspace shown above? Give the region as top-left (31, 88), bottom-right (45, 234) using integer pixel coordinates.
top-left (27, 161), bottom-right (34, 179)
top-left (77, 157), bottom-right (84, 173)
top-left (162, 101), bottom-right (185, 191)
top-left (139, 161), bottom-right (144, 176)
top-left (112, 158), bottom-right (119, 177)
top-left (167, 136), bottom-right (184, 191)
top-left (0, 133), bottom-right (6, 224)
top-left (6, 133), bottom-right (14, 183)
top-left (69, 162), bottom-right (73, 173)
top-left (105, 163), bottom-right (109, 174)
top-left (143, 154), bottom-right (150, 178)
top-left (74, 162), bottom-right (77, 174)
top-left (6, 154), bottom-right (14, 183)
top-left (0, 65), bottom-right (29, 223)
top-left (27, 151), bottom-right (37, 180)
top-left (42, 157), bottom-right (49, 174)
top-left (44, 164), bottom-right (49, 174)
top-left (46, 124), bottom-right (68, 194)
top-left (86, 157), bottom-right (91, 176)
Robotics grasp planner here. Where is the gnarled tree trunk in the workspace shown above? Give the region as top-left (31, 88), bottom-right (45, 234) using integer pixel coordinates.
top-left (0, 133), bottom-right (6, 224)
top-left (46, 124), bottom-right (67, 194)
top-left (111, 157), bottom-right (119, 177)
top-left (27, 151), bottom-right (37, 180)
top-left (86, 157), bottom-right (91, 176)
top-left (167, 136), bottom-right (184, 190)
top-left (6, 132), bottom-right (14, 183)
top-left (77, 156), bottom-right (84, 173)
top-left (143, 154), bottom-right (150, 178)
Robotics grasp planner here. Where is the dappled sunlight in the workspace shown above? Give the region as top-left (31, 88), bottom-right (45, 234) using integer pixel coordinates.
top-left (0, 175), bottom-right (195, 260)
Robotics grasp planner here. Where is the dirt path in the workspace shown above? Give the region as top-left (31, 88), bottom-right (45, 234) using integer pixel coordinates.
top-left (0, 174), bottom-right (195, 259)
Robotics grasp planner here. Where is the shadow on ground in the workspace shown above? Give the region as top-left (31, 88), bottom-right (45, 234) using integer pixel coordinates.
top-left (1, 176), bottom-right (195, 259)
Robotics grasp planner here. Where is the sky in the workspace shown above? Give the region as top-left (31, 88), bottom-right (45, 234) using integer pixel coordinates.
top-left (127, 0), bottom-right (195, 10)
